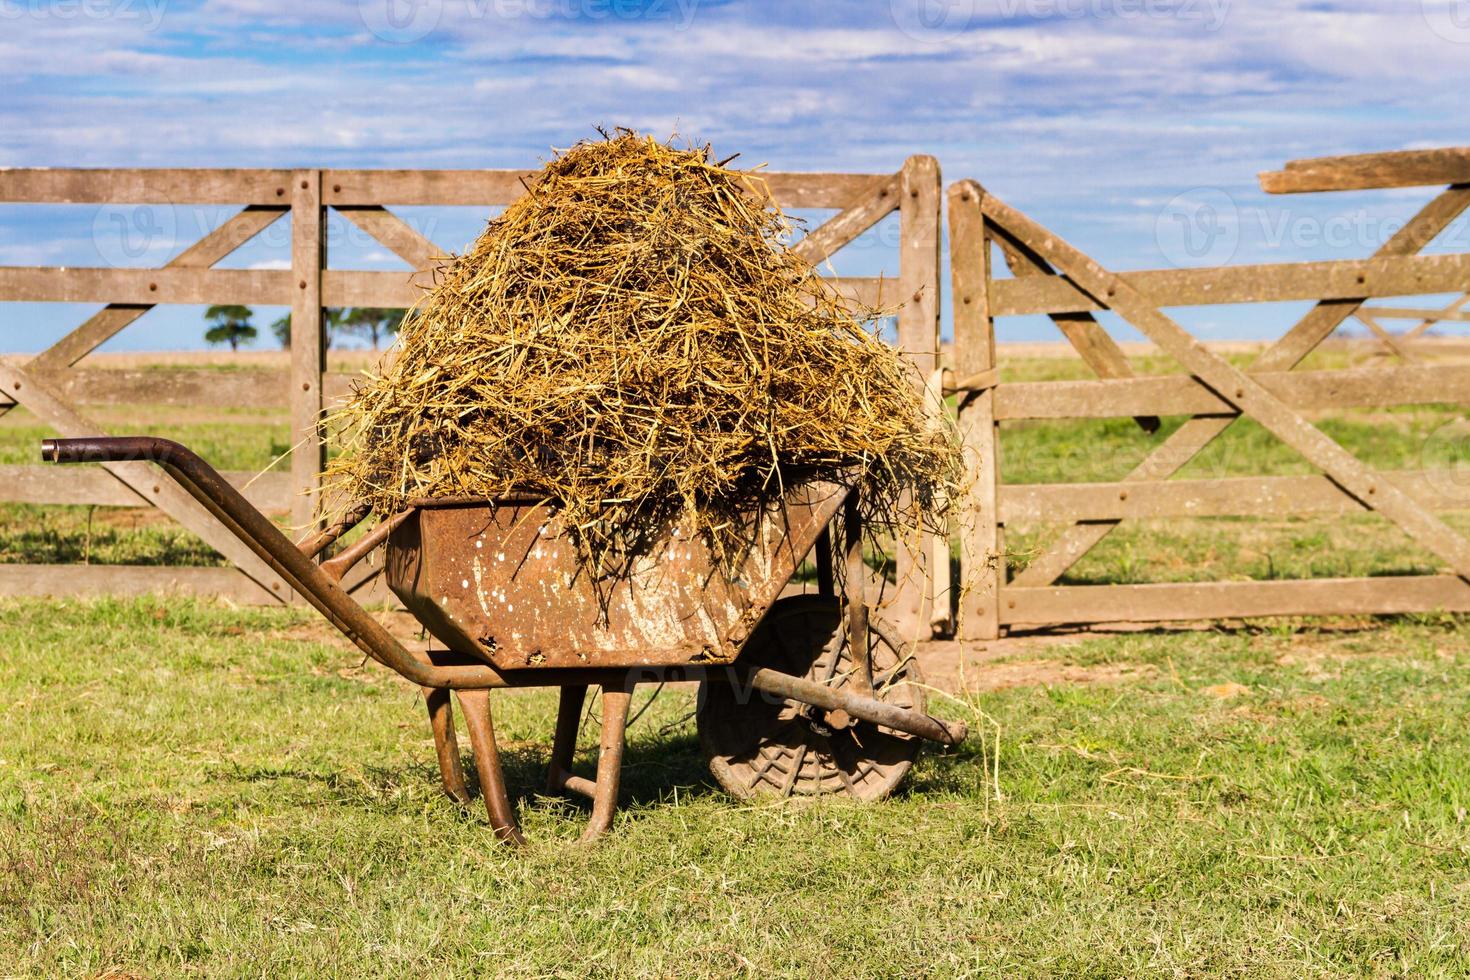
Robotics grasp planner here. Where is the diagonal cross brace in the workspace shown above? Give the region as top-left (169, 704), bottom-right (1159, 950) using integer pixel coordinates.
top-left (992, 227), bottom-right (1159, 433)
top-left (34, 205), bottom-right (287, 374)
top-left (793, 175), bottom-right (900, 267)
top-left (999, 183), bottom-right (1470, 587)
top-left (978, 189), bottom-right (1470, 583)
top-left (0, 206), bottom-right (287, 422)
top-left (336, 205), bottom-right (442, 271)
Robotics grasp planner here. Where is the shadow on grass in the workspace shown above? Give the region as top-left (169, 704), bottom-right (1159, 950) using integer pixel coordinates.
top-left (218, 726), bottom-right (721, 826)
top-left (493, 728), bottom-right (719, 810)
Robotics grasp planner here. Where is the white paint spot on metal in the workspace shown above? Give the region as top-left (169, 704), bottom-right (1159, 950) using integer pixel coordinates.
top-left (471, 555), bottom-right (493, 620)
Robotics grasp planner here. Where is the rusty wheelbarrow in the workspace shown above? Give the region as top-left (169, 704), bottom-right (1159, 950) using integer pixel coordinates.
top-left (42, 436), bottom-right (966, 843)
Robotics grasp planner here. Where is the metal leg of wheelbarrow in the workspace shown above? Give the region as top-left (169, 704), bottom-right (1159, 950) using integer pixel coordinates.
top-left (454, 688), bottom-right (526, 845)
top-left (546, 683), bottom-right (632, 842)
top-left (545, 684), bottom-right (588, 795)
top-left (424, 687), bottom-right (471, 804)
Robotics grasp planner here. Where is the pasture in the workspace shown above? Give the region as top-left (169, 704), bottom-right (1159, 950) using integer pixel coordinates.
top-left (2, 344), bottom-right (1468, 976)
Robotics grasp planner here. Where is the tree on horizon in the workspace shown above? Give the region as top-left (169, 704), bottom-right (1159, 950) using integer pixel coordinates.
top-left (203, 305), bottom-right (257, 352)
top-left (339, 308), bottom-right (407, 350)
top-left (272, 309), bottom-right (343, 351)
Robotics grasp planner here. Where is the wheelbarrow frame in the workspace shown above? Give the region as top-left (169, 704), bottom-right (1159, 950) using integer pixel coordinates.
top-left (42, 436), bottom-right (966, 842)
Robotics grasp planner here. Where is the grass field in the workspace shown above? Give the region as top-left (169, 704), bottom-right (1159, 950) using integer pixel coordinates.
top-left (3, 343), bottom-right (1469, 975)
top-left (1, 598), bottom-right (1468, 975)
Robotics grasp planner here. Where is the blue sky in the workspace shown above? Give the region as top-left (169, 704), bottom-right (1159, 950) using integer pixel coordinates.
top-left (4, 0), bottom-right (1470, 351)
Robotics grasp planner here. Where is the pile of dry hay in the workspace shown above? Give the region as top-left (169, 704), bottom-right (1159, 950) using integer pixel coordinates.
top-left (324, 131), bottom-right (960, 571)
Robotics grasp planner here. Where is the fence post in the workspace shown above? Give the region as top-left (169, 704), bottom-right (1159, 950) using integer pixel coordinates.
top-left (894, 155), bottom-right (943, 640)
top-left (289, 169), bottom-right (325, 536)
top-left (948, 180), bottom-right (1001, 641)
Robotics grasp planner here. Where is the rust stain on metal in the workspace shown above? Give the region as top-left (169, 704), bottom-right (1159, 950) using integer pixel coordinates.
top-left (387, 482), bottom-right (847, 670)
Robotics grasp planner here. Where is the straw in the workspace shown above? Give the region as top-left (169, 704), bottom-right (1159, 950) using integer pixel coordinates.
top-left (323, 129), bottom-right (960, 573)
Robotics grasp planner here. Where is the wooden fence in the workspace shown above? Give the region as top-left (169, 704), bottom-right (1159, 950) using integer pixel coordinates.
top-left (0, 158), bottom-right (943, 629)
top-left (947, 147), bottom-right (1470, 639)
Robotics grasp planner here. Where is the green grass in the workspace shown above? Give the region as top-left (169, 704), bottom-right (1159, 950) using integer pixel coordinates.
top-left (2, 597), bottom-right (1467, 975)
top-left (0, 407), bottom-right (292, 470)
top-left (1, 405), bottom-right (291, 565)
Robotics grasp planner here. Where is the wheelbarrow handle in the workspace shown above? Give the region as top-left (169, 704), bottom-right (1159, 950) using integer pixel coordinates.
top-left (40, 436), bottom-right (506, 690)
top-left (737, 664), bottom-right (967, 746)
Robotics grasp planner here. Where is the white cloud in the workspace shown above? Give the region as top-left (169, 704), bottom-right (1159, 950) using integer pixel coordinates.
top-left (3, 0), bottom-right (1469, 346)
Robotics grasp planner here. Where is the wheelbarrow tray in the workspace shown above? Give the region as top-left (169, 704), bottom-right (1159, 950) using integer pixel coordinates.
top-left (387, 481), bottom-right (848, 671)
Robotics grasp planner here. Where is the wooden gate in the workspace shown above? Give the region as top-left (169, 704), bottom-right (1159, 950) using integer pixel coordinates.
top-left (0, 159), bottom-right (942, 628)
top-left (948, 147), bottom-right (1470, 639)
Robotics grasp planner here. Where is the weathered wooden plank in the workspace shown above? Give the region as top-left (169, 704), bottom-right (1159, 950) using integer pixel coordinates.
top-left (0, 464), bottom-right (291, 511)
top-left (334, 205), bottom-right (442, 269)
top-left (988, 252), bottom-right (1470, 316)
top-left (1003, 575), bottom-right (1470, 625)
top-left (1260, 147), bottom-right (1470, 194)
top-left (890, 155), bottom-right (943, 639)
top-left (0, 267), bottom-right (288, 305)
top-left (742, 172), bottom-right (894, 210)
top-left (898, 156), bottom-right (942, 380)
top-left (290, 171), bottom-right (326, 534)
top-left (922, 365), bottom-right (955, 636)
top-left (0, 265), bottom-right (874, 318)
top-left (999, 470), bottom-right (1466, 523)
top-left (39, 359), bottom-right (1464, 419)
top-left (0, 361), bottom-right (290, 599)
top-left (991, 225), bottom-right (1158, 433)
top-left (43, 367), bottom-right (287, 408)
top-left (321, 268), bottom-right (886, 311)
top-left (31, 367), bottom-right (354, 410)
top-left (322, 169), bottom-right (890, 210)
top-left (947, 180), bottom-right (1001, 640)
top-left (823, 277), bottom-right (886, 309)
top-left (323, 169), bottom-right (534, 207)
top-left (982, 191), bottom-right (1470, 581)
top-left (321, 270), bottom-right (425, 308)
top-left (993, 362), bottom-right (1470, 419)
top-left (1008, 185), bottom-right (1470, 587)
top-left (0, 168), bottom-right (294, 204)
top-left (0, 563), bottom-right (278, 602)
top-left (792, 176), bottom-right (898, 265)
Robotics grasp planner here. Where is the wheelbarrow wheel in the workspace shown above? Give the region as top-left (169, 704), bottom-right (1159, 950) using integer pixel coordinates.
top-left (698, 594), bottom-right (926, 802)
